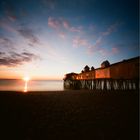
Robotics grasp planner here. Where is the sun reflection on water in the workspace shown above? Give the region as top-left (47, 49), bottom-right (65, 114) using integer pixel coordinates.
top-left (24, 81), bottom-right (28, 92)
top-left (23, 76), bottom-right (30, 92)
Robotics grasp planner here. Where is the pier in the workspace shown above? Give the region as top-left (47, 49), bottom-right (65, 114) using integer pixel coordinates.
top-left (64, 57), bottom-right (139, 90)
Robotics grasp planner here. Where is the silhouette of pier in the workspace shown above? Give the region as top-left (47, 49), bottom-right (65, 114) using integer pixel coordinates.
top-left (64, 57), bottom-right (139, 90)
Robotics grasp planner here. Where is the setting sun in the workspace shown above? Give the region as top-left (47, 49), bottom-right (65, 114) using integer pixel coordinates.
top-left (23, 76), bottom-right (30, 82)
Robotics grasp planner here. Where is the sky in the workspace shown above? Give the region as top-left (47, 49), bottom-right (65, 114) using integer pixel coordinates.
top-left (0, 0), bottom-right (139, 80)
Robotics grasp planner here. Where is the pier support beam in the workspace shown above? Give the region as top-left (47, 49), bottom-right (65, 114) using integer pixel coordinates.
top-left (64, 79), bottom-right (139, 90)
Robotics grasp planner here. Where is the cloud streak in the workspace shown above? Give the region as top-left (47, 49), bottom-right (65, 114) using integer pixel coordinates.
top-left (0, 37), bottom-right (15, 49)
top-left (102, 22), bottom-right (121, 36)
top-left (88, 22), bottom-right (121, 54)
top-left (59, 32), bottom-right (66, 39)
top-left (98, 47), bottom-right (119, 56)
top-left (0, 19), bottom-right (17, 33)
top-left (18, 28), bottom-right (40, 45)
top-left (0, 52), bottom-right (39, 67)
top-left (73, 37), bottom-right (88, 48)
top-left (0, 19), bottom-right (40, 46)
top-left (48, 17), bottom-right (83, 33)
top-left (48, 17), bottom-right (61, 30)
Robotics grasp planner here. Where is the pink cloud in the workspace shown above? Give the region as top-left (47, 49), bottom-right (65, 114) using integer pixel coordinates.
top-left (88, 46), bottom-right (119, 56)
top-left (87, 36), bottom-right (103, 54)
top-left (73, 37), bottom-right (88, 48)
top-left (63, 21), bottom-right (70, 29)
top-left (87, 22), bottom-right (122, 54)
top-left (112, 47), bottom-right (119, 54)
top-left (48, 17), bottom-right (69, 30)
top-left (70, 26), bottom-right (82, 33)
top-left (94, 37), bottom-right (102, 47)
top-left (59, 32), bottom-right (66, 39)
top-left (62, 19), bottom-right (83, 33)
top-left (98, 47), bottom-right (119, 56)
top-left (48, 17), bottom-right (61, 29)
top-left (48, 17), bottom-right (83, 33)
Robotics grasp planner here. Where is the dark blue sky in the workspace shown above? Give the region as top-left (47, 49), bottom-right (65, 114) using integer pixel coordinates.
top-left (0, 0), bottom-right (139, 79)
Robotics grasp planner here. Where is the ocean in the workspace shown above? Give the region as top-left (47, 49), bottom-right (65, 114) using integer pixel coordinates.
top-left (0, 79), bottom-right (64, 92)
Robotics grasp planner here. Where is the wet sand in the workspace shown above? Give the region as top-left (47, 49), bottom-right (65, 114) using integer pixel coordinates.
top-left (0, 90), bottom-right (139, 140)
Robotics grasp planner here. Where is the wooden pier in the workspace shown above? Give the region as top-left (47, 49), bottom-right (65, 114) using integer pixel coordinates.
top-left (64, 78), bottom-right (139, 90)
top-left (64, 57), bottom-right (139, 90)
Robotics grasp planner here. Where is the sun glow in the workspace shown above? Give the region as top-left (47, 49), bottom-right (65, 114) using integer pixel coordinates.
top-left (23, 76), bottom-right (30, 82)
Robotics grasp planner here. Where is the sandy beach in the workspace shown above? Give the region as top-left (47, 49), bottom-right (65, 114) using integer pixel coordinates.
top-left (0, 90), bottom-right (138, 140)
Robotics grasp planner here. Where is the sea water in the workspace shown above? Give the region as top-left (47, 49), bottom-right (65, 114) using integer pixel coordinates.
top-left (0, 79), bottom-right (64, 91)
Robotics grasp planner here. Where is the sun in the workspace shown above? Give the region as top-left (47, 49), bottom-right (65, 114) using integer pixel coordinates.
top-left (23, 76), bottom-right (30, 82)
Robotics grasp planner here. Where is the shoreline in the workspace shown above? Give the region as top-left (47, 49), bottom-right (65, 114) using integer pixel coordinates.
top-left (0, 89), bottom-right (139, 93)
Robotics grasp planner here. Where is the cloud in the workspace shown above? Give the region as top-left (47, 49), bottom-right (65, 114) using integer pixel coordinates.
top-left (7, 15), bottom-right (17, 22)
top-left (18, 28), bottom-right (40, 45)
top-left (88, 22), bottom-right (121, 54)
top-left (88, 45), bottom-right (119, 56)
top-left (0, 37), bottom-right (15, 49)
top-left (112, 47), bottom-right (119, 54)
top-left (70, 27), bottom-right (80, 32)
top-left (0, 19), bottom-right (17, 33)
top-left (102, 22), bottom-right (121, 36)
top-left (59, 32), bottom-right (66, 39)
top-left (0, 52), bottom-right (5, 56)
top-left (99, 47), bottom-right (119, 56)
top-left (0, 51), bottom-right (39, 67)
top-left (73, 37), bottom-right (88, 48)
top-left (48, 17), bottom-right (61, 30)
top-left (70, 26), bottom-right (83, 33)
top-left (48, 17), bottom-right (83, 33)
top-left (62, 20), bottom-right (70, 29)
top-left (92, 36), bottom-right (102, 49)
top-left (62, 20), bottom-right (83, 33)
top-left (87, 37), bottom-right (103, 54)
top-left (88, 43), bottom-right (119, 56)
top-left (0, 19), bottom-right (40, 46)
top-left (62, 19), bottom-right (83, 33)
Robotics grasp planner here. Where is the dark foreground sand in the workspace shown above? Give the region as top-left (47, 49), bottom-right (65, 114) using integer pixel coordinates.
top-left (0, 90), bottom-right (139, 140)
